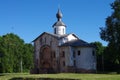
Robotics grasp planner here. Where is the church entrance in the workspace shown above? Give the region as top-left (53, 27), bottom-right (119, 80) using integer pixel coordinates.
top-left (40, 45), bottom-right (53, 73)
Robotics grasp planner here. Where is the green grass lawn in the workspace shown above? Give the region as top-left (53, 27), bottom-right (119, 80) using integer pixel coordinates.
top-left (0, 73), bottom-right (120, 80)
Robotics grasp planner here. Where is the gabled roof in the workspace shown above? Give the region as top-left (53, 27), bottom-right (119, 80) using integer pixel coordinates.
top-left (60, 39), bottom-right (94, 47)
top-left (33, 32), bottom-right (94, 47)
top-left (33, 32), bottom-right (79, 42)
top-left (33, 32), bottom-right (68, 42)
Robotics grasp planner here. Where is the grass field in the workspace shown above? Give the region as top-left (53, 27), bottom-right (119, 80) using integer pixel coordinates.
top-left (0, 73), bottom-right (120, 80)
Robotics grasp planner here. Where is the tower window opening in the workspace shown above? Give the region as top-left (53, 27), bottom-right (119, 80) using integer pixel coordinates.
top-left (54, 28), bottom-right (56, 34)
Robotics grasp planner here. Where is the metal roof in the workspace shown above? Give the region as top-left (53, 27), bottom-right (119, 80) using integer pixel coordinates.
top-left (60, 39), bottom-right (94, 47)
top-left (52, 21), bottom-right (66, 27)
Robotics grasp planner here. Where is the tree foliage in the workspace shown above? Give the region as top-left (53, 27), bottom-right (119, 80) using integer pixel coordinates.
top-left (100, 0), bottom-right (120, 64)
top-left (0, 33), bottom-right (33, 73)
top-left (91, 42), bottom-right (105, 55)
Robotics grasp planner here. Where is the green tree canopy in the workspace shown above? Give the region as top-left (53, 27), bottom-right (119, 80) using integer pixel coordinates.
top-left (100, 0), bottom-right (120, 64)
top-left (0, 33), bottom-right (33, 73)
top-left (91, 41), bottom-right (105, 56)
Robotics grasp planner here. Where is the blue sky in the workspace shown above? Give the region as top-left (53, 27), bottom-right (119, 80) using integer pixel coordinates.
top-left (0, 0), bottom-right (114, 46)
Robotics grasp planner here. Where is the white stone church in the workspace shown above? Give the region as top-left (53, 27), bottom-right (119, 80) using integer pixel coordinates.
top-left (32, 9), bottom-right (96, 73)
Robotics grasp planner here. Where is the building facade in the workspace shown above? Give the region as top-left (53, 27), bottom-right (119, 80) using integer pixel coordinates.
top-left (32, 9), bottom-right (96, 73)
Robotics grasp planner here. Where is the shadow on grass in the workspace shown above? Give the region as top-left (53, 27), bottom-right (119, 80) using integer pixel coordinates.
top-left (10, 77), bottom-right (80, 80)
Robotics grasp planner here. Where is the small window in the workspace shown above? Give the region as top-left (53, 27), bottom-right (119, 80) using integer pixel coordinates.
top-left (63, 61), bottom-right (65, 66)
top-left (78, 50), bottom-right (81, 55)
top-left (62, 51), bottom-right (65, 57)
top-left (92, 50), bottom-right (95, 56)
top-left (73, 51), bottom-right (75, 58)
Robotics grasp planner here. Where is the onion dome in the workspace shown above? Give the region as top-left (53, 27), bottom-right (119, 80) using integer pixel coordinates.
top-left (56, 9), bottom-right (63, 21)
top-left (52, 9), bottom-right (66, 27)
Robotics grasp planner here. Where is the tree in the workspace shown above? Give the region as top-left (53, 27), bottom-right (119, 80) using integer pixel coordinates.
top-left (22, 43), bottom-right (33, 72)
top-left (0, 33), bottom-right (33, 73)
top-left (0, 33), bottom-right (24, 72)
top-left (100, 0), bottom-right (120, 64)
top-left (91, 42), bottom-right (105, 56)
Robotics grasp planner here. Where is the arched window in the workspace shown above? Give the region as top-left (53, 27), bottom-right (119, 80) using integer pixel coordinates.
top-left (62, 51), bottom-right (65, 57)
top-left (63, 61), bottom-right (65, 66)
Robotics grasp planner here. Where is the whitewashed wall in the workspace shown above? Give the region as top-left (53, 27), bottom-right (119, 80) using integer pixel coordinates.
top-left (66, 34), bottom-right (77, 41)
top-left (59, 34), bottom-right (78, 46)
top-left (59, 46), bottom-right (74, 72)
top-left (54, 26), bottom-right (66, 35)
top-left (75, 47), bottom-right (96, 70)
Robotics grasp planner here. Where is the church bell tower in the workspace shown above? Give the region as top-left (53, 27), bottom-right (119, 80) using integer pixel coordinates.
top-left (52, 9), bottom-right (66, 35)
